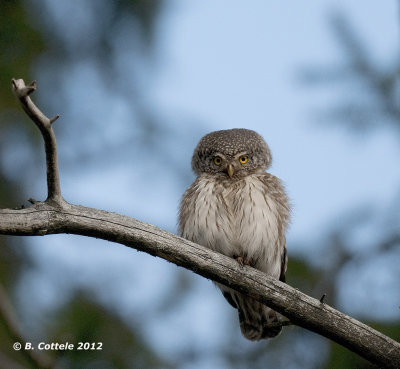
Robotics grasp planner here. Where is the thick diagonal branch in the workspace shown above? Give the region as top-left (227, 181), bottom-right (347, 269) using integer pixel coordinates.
top-left (11, 78), bottom-right (61, 203)
top-left (0, 204), bottom-right (399, 368)
top-left (1, 78), bottom-right (399, 368)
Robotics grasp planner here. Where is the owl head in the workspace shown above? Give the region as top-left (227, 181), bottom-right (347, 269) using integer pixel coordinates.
top-left (191, 128), bottom-right (272, 178)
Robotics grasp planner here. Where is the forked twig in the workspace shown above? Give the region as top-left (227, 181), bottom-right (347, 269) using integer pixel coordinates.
top-left (11, 78), bottom-right (63, 204)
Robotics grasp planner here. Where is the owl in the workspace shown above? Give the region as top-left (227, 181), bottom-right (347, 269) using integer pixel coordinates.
top-left (179, 128), bottom-right (290, 340)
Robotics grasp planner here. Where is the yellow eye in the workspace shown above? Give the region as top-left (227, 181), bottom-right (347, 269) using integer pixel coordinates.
top-left (239, 156), bottom-right (248, 164)
top-left (213, 156), bottom-right (222, 166)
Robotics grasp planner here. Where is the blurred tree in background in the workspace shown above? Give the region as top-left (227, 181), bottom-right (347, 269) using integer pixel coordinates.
top-left (297, 10), bottom-right (400, 368)
top-left (0, 1), bottom-right (398, 369)
top-left (0, 1), bottom-right (174, 368)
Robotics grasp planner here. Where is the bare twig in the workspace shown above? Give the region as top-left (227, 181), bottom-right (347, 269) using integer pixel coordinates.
top-left (0, 284), bottom-right (55, 369)
top-left (11, 78), bottom-right (63, 204)
top-left (1, 78), bottom-right (400, 368)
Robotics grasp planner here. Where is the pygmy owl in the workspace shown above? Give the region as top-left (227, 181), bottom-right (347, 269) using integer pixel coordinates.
top-left (179, 128), bottom-right (290, 340)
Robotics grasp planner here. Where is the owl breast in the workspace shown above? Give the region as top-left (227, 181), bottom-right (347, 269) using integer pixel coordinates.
top-left (179, 174), bottom-right (282, 278)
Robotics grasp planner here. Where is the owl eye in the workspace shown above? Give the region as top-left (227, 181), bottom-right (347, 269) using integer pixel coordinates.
top-left (239, 156), bottom-right (248, 164)
top-left (213, 156), bottom-right (222, 166)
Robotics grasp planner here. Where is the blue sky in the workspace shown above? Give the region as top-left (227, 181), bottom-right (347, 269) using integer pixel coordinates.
top-left (151, 0), bottom-right (400, 242)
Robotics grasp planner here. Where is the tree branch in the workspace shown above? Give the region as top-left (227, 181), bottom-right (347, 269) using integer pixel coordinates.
top-left (0, 284), bottom-right (54, 369)
top-left (1, 79), bottom-right (399, 368)
top-left (1, 202), bottom-right (399, 367)
top-left (11, 78), bottom-right (62, 204)
top-left (0, 350), bottom-right (28, 369)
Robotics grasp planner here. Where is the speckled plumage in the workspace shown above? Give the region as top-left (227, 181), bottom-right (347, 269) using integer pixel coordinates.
top-left (179, 128), bottom-right (290, 340)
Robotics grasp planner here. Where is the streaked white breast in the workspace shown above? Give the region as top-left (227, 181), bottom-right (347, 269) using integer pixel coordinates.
top-left (180, 174), bottom-right (281, 277)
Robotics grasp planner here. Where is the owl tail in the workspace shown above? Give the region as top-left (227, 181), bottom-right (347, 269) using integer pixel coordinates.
top-left (222, 288), bottom-right (282, 340)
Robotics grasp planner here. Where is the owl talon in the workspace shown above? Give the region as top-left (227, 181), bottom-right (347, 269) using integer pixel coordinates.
top-left (235, 256), bottom-right (244, 267)
top-left (235, 256), bottom-right (251, 267)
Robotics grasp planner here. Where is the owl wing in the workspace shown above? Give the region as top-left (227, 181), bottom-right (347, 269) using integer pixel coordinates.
top-left (258, 173), bottom-right (290, 283)
top-left (178, 178), bottom-right (200, 237)
top-left (279, 242), bottom-right (287, 282)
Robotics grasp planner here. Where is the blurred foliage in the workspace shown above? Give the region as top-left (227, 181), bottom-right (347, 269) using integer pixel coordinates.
top-left (298, 10), bottom-right (400, 369)
top-left (0, 1), bottom-right (169, 368)
top-left (325, 322), bottom-right (400, 369)
top-left (299, 12), bottom-right (400, 133)
top-left (0, 0), bottom-right (44, 110)
top-left (0, 1), bottom-right (42, 366)
top-left (46, 290), bottom-right (171, 369)
top-left (0, 2), bottom-right (399, 369)
top-left (286, 256), bottom-right (322, 293)
top-left (324, 343), bottom-right (375, 369)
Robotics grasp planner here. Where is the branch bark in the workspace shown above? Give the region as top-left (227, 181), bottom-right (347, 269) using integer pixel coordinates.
top-left (1, 79), bottom-right (399, 368)
top-left (11, 78), bottom-right (61, 204)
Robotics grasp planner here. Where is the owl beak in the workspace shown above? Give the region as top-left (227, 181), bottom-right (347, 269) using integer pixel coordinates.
top-left (227, 164), bottom-right (235, 178)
